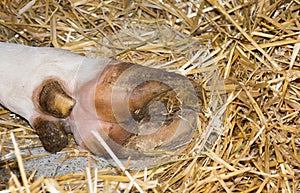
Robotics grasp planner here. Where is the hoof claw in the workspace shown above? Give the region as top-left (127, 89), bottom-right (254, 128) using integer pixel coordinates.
top-left (38, 80), bottom-right (76, 118)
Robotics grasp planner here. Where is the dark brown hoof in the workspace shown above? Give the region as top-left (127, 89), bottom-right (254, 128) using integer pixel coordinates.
top-left (38, 80), bottom-right (76, 118)
top-left (33, 117), bottom-right (68, 153)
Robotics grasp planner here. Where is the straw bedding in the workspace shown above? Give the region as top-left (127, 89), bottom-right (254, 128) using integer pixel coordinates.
top-left (0, 0), bottom-right (299, 192)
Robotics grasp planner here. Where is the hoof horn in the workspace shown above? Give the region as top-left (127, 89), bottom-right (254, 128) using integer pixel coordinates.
top-left (39, 80), bottom-right (76, 118)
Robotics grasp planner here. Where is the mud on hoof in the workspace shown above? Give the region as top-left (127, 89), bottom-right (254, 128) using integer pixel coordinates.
top-left (33, 118), bottom-right (69, 153)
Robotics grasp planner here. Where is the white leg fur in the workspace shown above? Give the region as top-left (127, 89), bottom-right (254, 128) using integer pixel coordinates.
top-left (0, 43), bottom-right (111, 122)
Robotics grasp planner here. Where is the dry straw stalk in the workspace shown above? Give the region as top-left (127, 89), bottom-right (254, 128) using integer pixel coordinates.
top-left (0, 0), bottom-right (300, 192)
